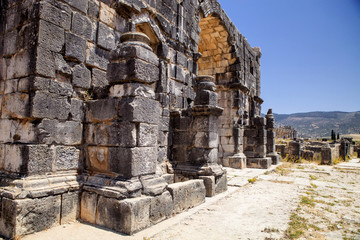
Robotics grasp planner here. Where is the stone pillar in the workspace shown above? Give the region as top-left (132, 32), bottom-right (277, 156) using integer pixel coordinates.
top-left (244, 117), bottom-right (272, 169)
top-left (321, 147), bottom-right (333, 165)
top-left (86, 32), bottom-right (161, 178)
top-left (173, 76), bottom-right (227, 197)
top-left (340, 138), bottom-right (350, 160)
top-left (228, 123), bottom-right (247, 169)
top-left (265, 109), bottom-right (281, 165)
top-left (80, 32), bottom-right (167, 234)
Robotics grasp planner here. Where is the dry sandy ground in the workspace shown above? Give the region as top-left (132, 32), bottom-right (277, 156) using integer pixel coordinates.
top-left (20, 159), bottom-right (360, 240)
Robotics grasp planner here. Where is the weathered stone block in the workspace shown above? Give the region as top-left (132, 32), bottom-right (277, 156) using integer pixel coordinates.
top-left (140, 175), bottom-right (168, 196)
top-left (321, 148), bottom-right (332, 165)
top-left (109, 147), bottom-right (157, 177)
top-left (72, 12), bottom-right (93, 40)
top-left (92, 68), bottom-right (108, 87)
top-left (109, 83), bottom-right (155, 99)
top-left (172, 131), bottom-right (191, 146)
top-left (38, 119), bottom-right (82, 145)
top-left (194, 131), bottom-right (218, 148)
top-left (39, 2), bottom-right (71, 30)
top-left (3, 30), bottom-right (17, 56)
top-left (26, 145), bottom-right (54, 175)
top-left (35, 46), bottom-right (55, 78)
top-left (120, 97), bottom-right (161, 124)
top-left (96, 196), bottom-right (151, 235)
top-left (2, 93), bottom-right (30, 118)
top-left (38, 20), bottom-right (64, 52)
top-left (80, 191), bottom-right (98, 224)
top-left (73, 63), bottom-right (91, 89)
top-left (7, 50), bottom-right (32, 79)
top-left (167, 180), bottom-right (205, 214)
top-left (171, 146), bottom-right (187, 163)
top-left (115, 45), bottom-right (159, 65)
top-left (86, 99), bottom-right (119, 122)
top-left (71, 98), bottom-right (84, 121)
top-left (138, 123), bottom-right (158, 147)
top-left (61, 191), bottom-right (80, 224)
top-left (54, 146), bottom-right (80, 171)
top-left (65, 32), bottom-right (87, 62)
top-left (99, 2), bottom-right (116, 28)
top-left (107, 59), bottom-right (159, 84)
top-left (215, 173), bottom-right (227, 194)
top-left (86, 42), bottom-right (109, 70)
top-left (247, 157), bottom-right (271, 169)
top-left (150, 191), bottom-right (174, 224)
top-left (89, 122), bottom-right (137, 147)
top-left (2, 145), bottom-right (19, 172)
top-left (199, 175), bottom-right (215, 197)
top-left (32, 91), bottom-right (70, 119)
top-left (54, 54), bottom-right (72, 76)
top-left (191, 115), bottom-right (218, 132)
top-left (88, 0), bottom-right (100, 18)
top-left (87, 146), bottom-right (109, 172)
top-left (63, 0), bottom-right (88, 13)
top-left (228, 155), bottom-right (246, 169)
top-left (188, 148), bottom-right (218, 165)
top-left (4, 79), bottom-right (18, 94)
top-left (194, 90), bottom-right (218, 106)
top-left (0, 196), bottom-right (61, 238)
top-left (97, 22), bottom-right (115, 50)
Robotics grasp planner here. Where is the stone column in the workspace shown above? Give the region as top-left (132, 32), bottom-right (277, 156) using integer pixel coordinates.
top-left (80, 32), bottom-right (167, 234)
top-left (173, 75), bottom-right (227, 196)
top-left (265, 109), bottom-right (281, 165)
top-left (228, 123), bottom-right (247, 169)
top-left (244, 116), bottom-right (272, 169)
top-left (86, 31), bottom-right (161, 178)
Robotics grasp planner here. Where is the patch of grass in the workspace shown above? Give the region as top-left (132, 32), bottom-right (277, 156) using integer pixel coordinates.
top-left (323, 207), bottom-right (334, 213)
top-left (285, 213), bottom-right (308, 239)
top-left (328, 223), bottom-right (338, 231)
top-left (310, 183), bottom-right (318, 188)
top-left (275, 164), bottom-right (292, 176)
top-left (309, 175), bottom-right (318, 180)
top-left (343, 236), bottom-right (356, 240)
top-left (248, 177), bottom-right (257, 184)
top-left (262, 227), bottom-right (280, 233)
top-left (309, 223), bottom-right (321, 231)
top-left (300, 196), bottom-right (315, 207)
top-left (333, 156), bottom-right (343, 165)
top-left (264, 171), bottom-right (270, 175)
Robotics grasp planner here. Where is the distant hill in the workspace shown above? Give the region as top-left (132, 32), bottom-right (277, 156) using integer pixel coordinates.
top-left (272, 111), bottom-right (360, 138)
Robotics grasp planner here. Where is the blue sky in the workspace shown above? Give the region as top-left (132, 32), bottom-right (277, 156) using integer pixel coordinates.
top-left (217, 0), bottom-right (360, 114)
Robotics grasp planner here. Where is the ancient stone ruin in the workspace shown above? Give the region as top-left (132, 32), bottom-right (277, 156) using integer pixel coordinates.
top-left (0, 0), bottom-right (279, 238)
top-left (275, 126), bottom-right (297, 139)
top-left (276, 138), bottom-right (356, 165)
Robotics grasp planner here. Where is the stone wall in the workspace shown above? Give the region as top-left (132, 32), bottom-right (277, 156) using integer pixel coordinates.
top-left (0, 0), bottom-right (278, 238)
top-left (275, 126), bottom-right (297, 139)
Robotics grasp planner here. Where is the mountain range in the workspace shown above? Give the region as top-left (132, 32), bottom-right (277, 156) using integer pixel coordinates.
top-left (271, 111), bottom-right (360, 138)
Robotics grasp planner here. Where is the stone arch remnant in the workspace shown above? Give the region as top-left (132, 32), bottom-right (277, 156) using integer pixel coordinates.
top-left (0, 0), bottom-right (279, 238)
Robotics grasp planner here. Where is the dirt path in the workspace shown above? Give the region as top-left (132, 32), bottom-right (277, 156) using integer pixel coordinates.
top-left (21, 159), bottom-right (360, 240)
top-left (150, 181), bottom-right (300, 240)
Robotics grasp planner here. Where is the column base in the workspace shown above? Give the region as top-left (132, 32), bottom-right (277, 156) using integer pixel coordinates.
top-left (247, 157), bottom-right (272, 169)
top-left (267, 152), bottom-right (281, 165)
top-left (228, 153), bottom-right (247, 169)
